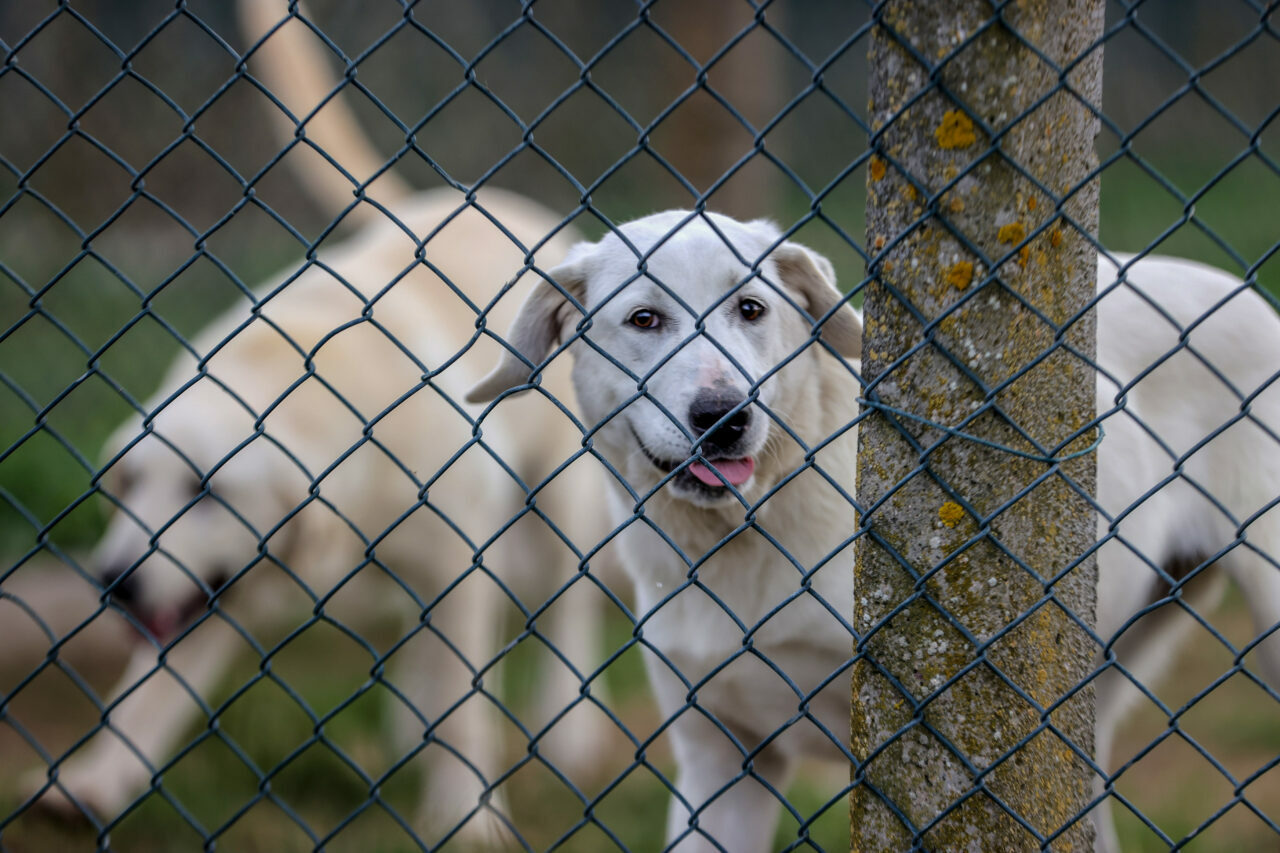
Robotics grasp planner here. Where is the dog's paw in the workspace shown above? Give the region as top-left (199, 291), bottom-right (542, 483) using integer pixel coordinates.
top-left (424, 774), bottom-right (516, 850)
top-left (18, 766), bottom-right (120, 824)
top-left (448, 804), bottom-right (516, 851)
top-left (535, 702), bottom-right (615, 783)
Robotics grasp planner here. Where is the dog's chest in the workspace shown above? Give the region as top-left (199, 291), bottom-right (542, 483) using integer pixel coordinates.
top-left (621, 491), bottom-right (856, 733)
top-left (644, 542), bottom-right (850, 658)
top-left (638, 562), bottom-right (854, 754)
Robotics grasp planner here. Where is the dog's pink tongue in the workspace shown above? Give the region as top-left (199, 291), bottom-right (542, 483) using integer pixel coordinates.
top-left (689, 457), bottom-right (755, 487)
top-left (140, 611), bottom-right (179, 644)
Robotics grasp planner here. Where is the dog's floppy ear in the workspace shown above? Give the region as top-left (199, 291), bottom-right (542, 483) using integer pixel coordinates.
top-left (466, 248), bottom-right (590, 403)
top-left (769, 242), bottom-right (862, 359)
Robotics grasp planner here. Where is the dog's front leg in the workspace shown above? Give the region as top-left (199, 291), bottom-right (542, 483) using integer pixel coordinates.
top-left (660, 712), bottom-right (792, 853)
top-left (22, 615), bottom-right (242, 821)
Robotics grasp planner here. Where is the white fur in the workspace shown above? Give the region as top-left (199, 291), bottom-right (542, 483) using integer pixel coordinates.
top-left (470, 212), bottom-right (1280, 852)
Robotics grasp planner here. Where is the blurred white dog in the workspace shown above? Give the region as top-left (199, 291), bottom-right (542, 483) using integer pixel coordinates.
top-left (470, 211), bottom-right (1280, 853)
top-left (24, 5), bottom-right (610, 846)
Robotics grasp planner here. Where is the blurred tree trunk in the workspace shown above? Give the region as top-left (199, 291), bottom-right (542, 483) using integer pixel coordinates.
top-left (656, 0), bottom-right (783, 218)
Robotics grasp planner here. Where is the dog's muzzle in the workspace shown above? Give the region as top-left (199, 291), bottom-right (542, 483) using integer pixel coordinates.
top-left (631, 390), bottom-right (760, 497)
top-left (684, 390), bottom-right (756, 489)
top-left (100, 566), bottom-right (232, 642)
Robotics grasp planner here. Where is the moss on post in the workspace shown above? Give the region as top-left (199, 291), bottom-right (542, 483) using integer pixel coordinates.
top-left (852, 1), bottom-right (1104, 849)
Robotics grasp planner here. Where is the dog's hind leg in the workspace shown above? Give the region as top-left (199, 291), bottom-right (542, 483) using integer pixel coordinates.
top-left (1224, 509), bottom-right (1280, 694)
top-left (389, 551), bottom-right (511, 849)
top-left (482, 453), bottom-right (617, 791)
top-left (21, 615), bottom-right (242, 821)
top-left (1091, 515), bottom-right (1229, 853)
top-left (1092, 664), bottom-right (1138, 853)
top-left (530, 574), bottom-right (611, 782)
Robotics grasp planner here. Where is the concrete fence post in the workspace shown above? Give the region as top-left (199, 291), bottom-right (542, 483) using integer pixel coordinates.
top-left (851, 1), bottom-right (1105, 849)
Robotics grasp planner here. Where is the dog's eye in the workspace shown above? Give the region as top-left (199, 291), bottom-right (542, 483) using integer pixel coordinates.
top-left (628, 308), bottom-right (661, 330)
top-left (739, 298), bottom-right (766, 322)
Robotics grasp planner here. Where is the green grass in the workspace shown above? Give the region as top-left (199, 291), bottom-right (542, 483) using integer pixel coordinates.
top-left (1098, 150), bottom-right (1280, 295)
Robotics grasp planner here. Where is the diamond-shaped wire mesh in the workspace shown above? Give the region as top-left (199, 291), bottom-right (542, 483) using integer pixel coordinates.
top-left (0, 1), bottom-right (1278, 851)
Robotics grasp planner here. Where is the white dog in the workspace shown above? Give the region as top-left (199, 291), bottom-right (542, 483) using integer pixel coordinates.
top-left (469, 211), bottom-right (1280, 852)
top-left (22, 4), bottom-right (612, 843)
top-left (24, 185), bottom-right (610, 846)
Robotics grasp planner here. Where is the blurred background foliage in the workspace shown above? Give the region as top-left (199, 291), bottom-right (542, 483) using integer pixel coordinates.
top-left (1, 1), bottom-right (1278, 850)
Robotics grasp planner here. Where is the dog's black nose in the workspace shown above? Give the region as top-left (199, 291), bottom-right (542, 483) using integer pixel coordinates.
top-left (688, 391), bottom-right (751, 455)
top-left (207, 571), bottom-right (231, 597)
top-left (100, 566), bottom-right (139, 605)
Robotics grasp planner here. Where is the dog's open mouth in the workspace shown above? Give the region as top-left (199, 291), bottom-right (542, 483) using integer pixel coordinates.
top-left (137, 607), bottom-right (193, 644)
top-left (631, 426), bottom-right (756, 492)
top-left (121, 572), bottom-right (231, 644)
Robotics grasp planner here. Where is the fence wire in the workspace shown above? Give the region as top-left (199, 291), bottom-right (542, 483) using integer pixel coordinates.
top-left (1, 1), bottom-right (1278, 851)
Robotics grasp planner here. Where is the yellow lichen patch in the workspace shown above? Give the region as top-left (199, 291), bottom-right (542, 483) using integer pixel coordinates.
top-left (934, 109), bottom-right (976, 149)
top-left (1027, 196), bottom-right (1038, 211)
top-left (869, 156), bottom-right (887, 182)
top-left (997, 222), bottom-right (1026, 244)
top-left (938, 501), bottom-right (965, 528)
top-left (945, 260), bottom-right (974, 291)
top-left (947, 195), bottom-right (965, 214)
top-left (1050, 227), bottom-right (1063, 248)
top-left (1018, 246), bottom-right (1031, 268)
top-left (873, 234), bottom-right (886, 251)
top-left (901, 184), bottom-right (918, 202)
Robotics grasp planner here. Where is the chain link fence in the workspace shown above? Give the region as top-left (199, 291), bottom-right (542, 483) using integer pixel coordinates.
top-left (1, 1), bottom-right (1278, 851)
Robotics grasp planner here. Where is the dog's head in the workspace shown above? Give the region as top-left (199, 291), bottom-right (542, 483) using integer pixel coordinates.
top-left (467, 212), bottom-right (861, 509)
top-left (93, 378), bottom-right (317, 643)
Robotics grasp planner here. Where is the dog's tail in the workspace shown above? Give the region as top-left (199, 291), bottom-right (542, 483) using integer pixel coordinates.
top-left (235, 0), bottom-right (414, 224)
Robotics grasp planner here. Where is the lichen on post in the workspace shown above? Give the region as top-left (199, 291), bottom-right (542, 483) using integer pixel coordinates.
top-left (851, 1), bottom-right (1104, 850)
